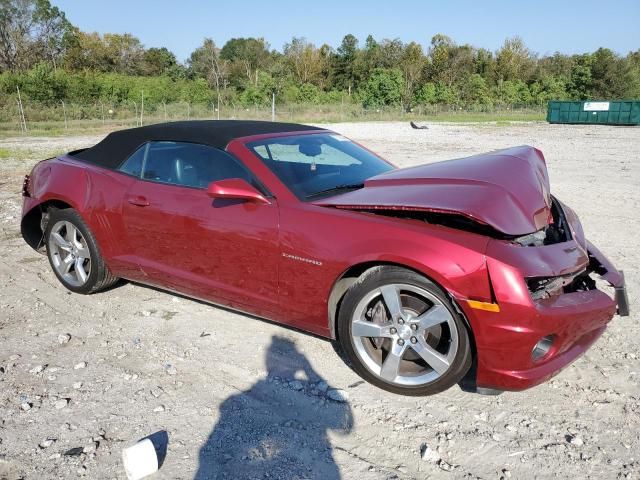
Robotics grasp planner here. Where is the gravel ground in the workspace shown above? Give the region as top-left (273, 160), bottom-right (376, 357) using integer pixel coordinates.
top-left (0, 122), bottom-right (638, 480)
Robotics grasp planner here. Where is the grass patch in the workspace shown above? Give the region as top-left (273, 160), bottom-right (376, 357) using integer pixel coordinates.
top-left (0, 147), bottom-right (65, 161)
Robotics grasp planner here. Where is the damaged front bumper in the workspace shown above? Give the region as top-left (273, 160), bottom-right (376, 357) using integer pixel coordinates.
top-left (462, 228), bottom-right (628, 392)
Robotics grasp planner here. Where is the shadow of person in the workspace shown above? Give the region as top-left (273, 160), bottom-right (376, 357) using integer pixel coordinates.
top-left (194, 335), bottom-right (353, 480)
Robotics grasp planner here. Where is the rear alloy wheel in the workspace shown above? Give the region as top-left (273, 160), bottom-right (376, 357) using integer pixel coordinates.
top-left (45, 208), bottom-right (118, 294)
top-left (338, 266), bottom-right (472, 396)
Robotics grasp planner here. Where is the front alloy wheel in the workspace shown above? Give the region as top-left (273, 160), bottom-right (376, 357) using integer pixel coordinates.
top-left (338, 267), bottom-right (472, 396)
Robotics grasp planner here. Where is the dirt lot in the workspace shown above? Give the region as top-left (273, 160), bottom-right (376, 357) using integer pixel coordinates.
top-left (0, 122), bottom-right (638, 480)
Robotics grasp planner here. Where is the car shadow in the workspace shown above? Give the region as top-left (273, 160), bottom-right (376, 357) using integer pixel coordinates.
top-left (194, 335), bottom-right (353, 480)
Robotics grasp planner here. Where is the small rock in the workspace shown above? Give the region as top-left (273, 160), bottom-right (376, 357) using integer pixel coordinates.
top-left (141, 310), bottom-right (152, 317)
top-left (74, 362), bottom-right (87, 370)
top-left (64, 447), bottom-right (84, 456)
top-left (396, 465), bottom-right (408, 473)
top-left (54, 399), bottom-right (68, 410)
top-left (567, 435), bottom-right (584, 446)
top-left (502, 468), bottom-right (512, 478)
top-left (420, 444), bottom-right (441, 463)
top-left (39, 438), bottom-right (56, 449)
top-left (9, 354), bottom-right (21, 361)
top-left (153, 405), bottom-right (165, 413)
top-left (73, 382), bottom-right (83, 390)
top-left (83, 442), bottom-right (98, 454)
top-left (150, 388), bottom-right (164, 398)
top-left (316, 381), bottom-right (329, 392)
top-left (289, 380), bottom-right (303, 391)
top-left (29, 364), bottom-right (45, 374)
top-left (327, 389), bottom-right (349, 402)
top-left (438, 460), bottom-right (456, 471)
top-left (58, 333), bottom-right (71, 344)
top-left (21, 402), bottom-right (32, 411)
top-left (165, 365), bottom-right (177, 376)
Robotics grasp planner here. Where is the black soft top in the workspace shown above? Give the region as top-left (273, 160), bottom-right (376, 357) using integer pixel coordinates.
top-left (71, 120), bottom-right (324, 169)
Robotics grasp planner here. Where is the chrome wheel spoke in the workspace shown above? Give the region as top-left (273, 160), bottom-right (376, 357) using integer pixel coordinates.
top-left (75, 258), bottom-right (88, 283)
top-left (52, 232), bottom-right (72, 252)
top-left (380, 284), bottom-right (404, 320)
top-left (76, 246), bottom-right (90, 258)
top-left (64, 222), bottom-right (78, 244)
top-left (379, 341), bottom-right (406, 382)
top-left (412, 337), bottom-right (450, 375)
top-left (352, 320), bottom-right (392, 338)
top-left (416, 305), bottom-right (451, 331)
top-left (62, 254), bottom-right (74, 273)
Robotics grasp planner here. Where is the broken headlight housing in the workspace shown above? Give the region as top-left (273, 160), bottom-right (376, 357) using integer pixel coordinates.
top-left (526, 276), bottom-right (568, 300)
top-left (526, 270), bottom-right (593, 300)
top-left (511, 197), bottom-right (572, 247)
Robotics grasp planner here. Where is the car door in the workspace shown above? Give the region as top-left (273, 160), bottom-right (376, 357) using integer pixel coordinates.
top-left (118, 141), bottom-right (280, 316)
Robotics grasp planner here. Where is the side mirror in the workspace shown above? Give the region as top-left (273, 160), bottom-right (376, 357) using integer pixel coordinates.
top-left (206, 178), bottom-right (270, 204)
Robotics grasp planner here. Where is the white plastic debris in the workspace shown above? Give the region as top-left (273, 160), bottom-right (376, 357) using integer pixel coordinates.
top-left (122, 438), bottom-right (158, 480)
top-left (327, 389), bottom-right (349, 402)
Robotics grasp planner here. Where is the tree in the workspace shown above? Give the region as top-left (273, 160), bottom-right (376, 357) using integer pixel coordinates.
top-left (142, 47), bottom-right (177, 76)
top-left (283, 37), bottom-right (325, 86)
top-left (332, 34), bottom-right (358, 93)
top-left (0, 0), bottom-right (72, 71)
top-left (104, 33), bottom-right (145, 75)
top-left (220, 37), bottom-right (270, 87)
top-left (399, 42), bottom-right (425, 108)
top-left (460, 74), bottom-right (492, 106)
top-left (426, 35), bottom-right (475, 88)
top-left (359, 68), bottom-right (404, 107)
top-left (589, 48), bottom-right (631, 98)
top-left (495, 36), bottom-right (534, 82)
top-left (567, 54), bottom-right (593, 99)
top-left (188, 38), bottom-right (228, 114)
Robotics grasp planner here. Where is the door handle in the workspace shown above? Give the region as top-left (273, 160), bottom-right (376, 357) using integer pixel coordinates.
top-left (127, 195), bottom-right (150, 207)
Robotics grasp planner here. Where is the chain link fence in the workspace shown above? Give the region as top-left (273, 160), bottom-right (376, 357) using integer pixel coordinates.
top-left (0, 99), bottom-right (546, 136)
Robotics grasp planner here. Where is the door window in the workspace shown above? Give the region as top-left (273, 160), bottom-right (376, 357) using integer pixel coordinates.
top-left (119, 141), bottom-right (256, 190)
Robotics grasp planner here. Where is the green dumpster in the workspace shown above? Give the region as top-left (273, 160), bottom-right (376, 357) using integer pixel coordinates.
top-left (547, 100), bottom-right (640, 125)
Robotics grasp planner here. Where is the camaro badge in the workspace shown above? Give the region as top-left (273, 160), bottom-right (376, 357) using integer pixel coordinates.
top-left (282, 252), bottom-right (322, 266)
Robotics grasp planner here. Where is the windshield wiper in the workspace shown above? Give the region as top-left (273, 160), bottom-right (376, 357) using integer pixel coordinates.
top-left (306, 183), bottom-right (365, 199)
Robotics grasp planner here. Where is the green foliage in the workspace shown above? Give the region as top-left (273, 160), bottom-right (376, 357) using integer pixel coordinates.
top-left (1, 1), bottom-right (638, 113)
top-left (359, 68), bottom-right (404, 108)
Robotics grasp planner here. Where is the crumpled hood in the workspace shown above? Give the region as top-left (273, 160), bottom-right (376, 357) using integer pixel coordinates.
top-left (315, 145), bottom-right (552, 236)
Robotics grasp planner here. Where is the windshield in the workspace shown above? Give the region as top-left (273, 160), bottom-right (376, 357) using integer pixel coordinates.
top-left (246, 133), bottom-right (394, 200)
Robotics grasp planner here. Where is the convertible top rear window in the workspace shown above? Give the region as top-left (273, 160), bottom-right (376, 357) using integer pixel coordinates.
top-left (247, 133), bottom-right (393, 200)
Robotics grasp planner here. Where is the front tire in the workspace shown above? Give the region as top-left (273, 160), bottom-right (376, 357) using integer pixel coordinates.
top-left (337, 266), bottom-right (472, 396)
top-left (45, 208), bottom-right (118, 294)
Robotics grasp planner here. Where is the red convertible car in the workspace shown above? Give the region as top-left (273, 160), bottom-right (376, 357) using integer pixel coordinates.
top-left (20, 121), bottom-right (629, 396)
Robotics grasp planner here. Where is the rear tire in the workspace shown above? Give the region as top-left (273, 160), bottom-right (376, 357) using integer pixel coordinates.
top-left (337, 266), bottom-right (472, 396)
top-left (45, 208), bottom-right (118, 294)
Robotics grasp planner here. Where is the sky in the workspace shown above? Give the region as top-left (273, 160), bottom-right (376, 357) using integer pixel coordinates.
top-left (54, 0), bottom-right (639, 62)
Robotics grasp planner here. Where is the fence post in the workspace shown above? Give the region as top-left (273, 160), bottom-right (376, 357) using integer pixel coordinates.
top-left (271, 93), bottom-right (275, 121)
top-left (16, 86), bottom-right (27, 133)
top-left (61, 100), bottom-right (67, 130)
top-left (163, 101), bottom-right (167, 121)
top-left (140, 90), bottom-right (144, 126)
